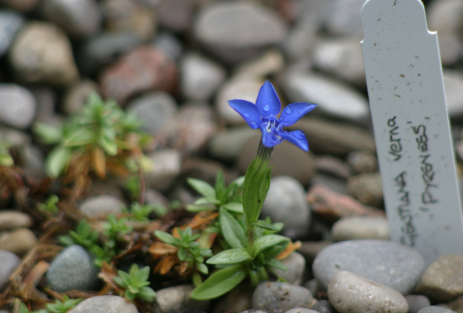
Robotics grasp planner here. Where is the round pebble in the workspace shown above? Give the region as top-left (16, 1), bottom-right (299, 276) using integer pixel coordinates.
top-left (252, 282), bottom-right (313, 313)
top-left (272, 252), bottom-right (306, 285)
top-left (145, 149), bottom-right (182, 192)
top-left (417, 307), bottom-right (456, 313)
top-left (284, 309), bottom-right (318, 313)
top-left (69, 295), bottom-right (138, 313)
top-left (328, 271), bottom-right (408, 313)
top-left (0, 85), bottom-right (36, 129)
top-left (79, 195), bottom-right (125, 218)
top-left (331, 216), bottom-right (389, 242)
top-left (346, 172), bottom-right (383, 207)
top-left (406, 295), bottom-right (431, 313)
top-left (156, 284), bottom-right (210, 313)
top-left (311, 300), bottom-right (336, 313)
top-left (312, 240), bottom-right (425, 294)
top-left (0, 228), bottom-right (38, 257)
top-left (46, 245), bottom-right (100, 292)
top-left (0, 250), bottom-right (21, 291)
top-left (0, 10), bottom-right (24, 56)
top-left (0, 211), bottom-right (33, 232)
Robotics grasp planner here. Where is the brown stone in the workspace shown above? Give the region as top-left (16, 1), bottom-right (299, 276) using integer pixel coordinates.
top-left (238, 136), bottom-right (316, 186)
top-left (0, 211), bottom-right (33, 232)
top-left (0, 228), bottom-right (38, 257)
top-left (315, 155), bottom-right (352, 180)
top-left (100, 46), bottom-right (177, 105)
top-left (298, 241), bottom-right (332, 265)
top-left (346, 172), bottom-right (383, 207)
top-left (307, 184), bottom-right (385, 223)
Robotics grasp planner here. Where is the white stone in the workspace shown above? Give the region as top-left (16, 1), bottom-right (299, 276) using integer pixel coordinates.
top-left (328, 271), bottom-right (408, 313)
top-left (0, 85), bottom-right (36, 129)
top-left (331, 216), bottom-right (389, 242)
top-left (145, 149), bottom-right (182, 192)
top-left (79, 195), bottom-right (125, 217)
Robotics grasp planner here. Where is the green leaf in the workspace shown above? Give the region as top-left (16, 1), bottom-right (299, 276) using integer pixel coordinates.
top-left (190, 264), bottom-right (248, 300)
top-left (46, 146), bottom-right (71, 178)
top-left (178, 247), bottom-right (188, 261)
top-left (215, 170), bottom-right (226, 201)
top-left (138, 287), bottom-right (156, 302)
top-left (186, 203), bottom-right (216, 213)
top-left (193, 272), bottom-right (202, 286)
top-left (194, 197), bottom-right (221, 205)
top-left (33, 122), bottom-right (62, 144)
top-left (98, 136), bottom-right (118, 156)
top-left (219, 208), bottom-right (247, 249)
top-left (252, 235), bottom-right (289, 258)
top-left (251, 221), bottom-right (280, 232)
top-left (197, 263), bottom-right (208, 275)
top-left (63, 128), bottom-right (94, 147)
top-left (0, 154), bottom-right (13, 166)
top-left (154, 231), bottom-right (181, 247)
top-left (206, 248), bottom-right (251, 265)
top-left (266, 258), bottom-right (288, 271)
top-left (187, 178), bottom-right (216, 198)
top-left (114, 276), bottom-right (126, 288)
top-left (221, 202), bottom-right (244, 214)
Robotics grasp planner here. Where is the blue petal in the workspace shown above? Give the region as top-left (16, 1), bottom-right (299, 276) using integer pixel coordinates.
top-left (259, 124), bottom-right (284, 148)
top-left (279, 130), bottom-right (309, 151)
top-left (279, 102), bottom-right (317, 126)
top-left (228, 99), bottom-right (262, 129)
top-left (256, 80), bottom-right (281, 118)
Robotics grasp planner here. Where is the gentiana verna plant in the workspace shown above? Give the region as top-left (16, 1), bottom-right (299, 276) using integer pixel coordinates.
top-left (188, 80), bottom-right (316, 300)
top-left (114, 264), bottom-right (157, 302)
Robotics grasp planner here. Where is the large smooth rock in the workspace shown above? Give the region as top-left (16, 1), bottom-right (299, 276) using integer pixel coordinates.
top-left (0, 228), bottom-right (37, 257)
top-left (0, 85), bottom-right (36, 129)
top-left (252, 282), bottom-right (313, 313)
top-left (262, 176), bottom-right (311, 238)
top-left (328, 271), bottom-right (408, 313)
top-left (9, 22), bottom-right (79, 86)
top-left (0, 250), bottom-right (21, 291)
top-left (283, 72), bottom-right (369, 124)
top-left (195, 1), bottom-right (287, 63)
top-left (40, 0), bottom-right (101, 38)
top-left (331, 216), bottom-right (389, 242)
top-left (46, 245), bottom-right (100, 292)
top-left (313, 240), bottom-right (425, 294)
top-left (69, 295), bottom-right (138, 313)
top-left (346, 172), bottom-right (383, 207)
top-left (156, 285), bottom-right (210, 313)
top-left (0, 211), bottom-right (33, 231)
top-left (415, 254), bottom-right (463, 302)
top-left (126, 91), bottom-right (177, 135)
top-left (100, 46), bottom-right (177, 105)
top-left (181, 53), bottom-right (225, 102)
top-left (79, 195), bottom-right (125, 218)
top-left (0, 10), bottom-right (24, 56)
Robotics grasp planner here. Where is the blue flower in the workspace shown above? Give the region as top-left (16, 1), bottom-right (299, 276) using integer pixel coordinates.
top-left (228, 80), bottom-right (317, 151)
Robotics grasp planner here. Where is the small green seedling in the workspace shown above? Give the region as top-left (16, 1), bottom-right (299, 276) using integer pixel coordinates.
top-left (122, 202), bottom-right (164, 221)
top-left (38, 195), bottom-right (60, 215)
top-left (59, 220), bottom-right (99, 250)
top-left (114, 264), bottom-right (156, 302)
top-left (46, 296), bottom-right (82, 313)
top-left (0, 135), bottom-right (13, 167)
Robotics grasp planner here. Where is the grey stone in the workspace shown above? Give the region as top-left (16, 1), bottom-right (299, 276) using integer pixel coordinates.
top-left (156, 0), bottom-right (195, 33)
top-left (145, 149), bottom-right (182, 192)
top-left (331, 216), bottom-right (389, 242)
top-left (417, 307), bottom-right (456, 313)
top-left (312, 240), bottom-right (425, 294)
top-left (29, 87), bottom-right (56, 122)
top-left (282, 19), bottom-right (317, 62)
top-left (152, 31), bottom-right (183, 62)
top-left (9, 22), bottom-right (79, 86)
top-left (252, 282), bottom-right (313, 313)
top-left (79, 195), bottom-right (125, 218)
top-left (181, 53), bottom-right (225, 102)
top-left (272, 252), bottom-right (306, 285)
top-left (234, 49), bottom-right (285, 79)
top-left (213, 284), bottom-right (253, 313)
top-left (69, 295), bottom-right (138, 313)
top-left (325, 0), bottom-right (365, 37)
top-left (444, 71), bottom-right (463, 120)
top-left (347, 151), bottom-right (378, 174)
top-left (0, 250), bottom-right (21, 291)
top-left (437, 34), bottom-right (461, 67)
top-left (315, 156), bottom-right (352, 180)
top-left (311, 300), bottom-right (335, 313)
top-left (282, 72), bottom-right (369, 124)
top-left (415, 254), bottom-right (463, 302)
top-left (208, 126), bottom-right (260, 162)
top-left (313, 38), bottom-right (365, 87)
top-left (0, 211), bottom-right (33, 231)
top-left (406, 295), bottom-right (431, 313)
top-left (0, 228), bottom-right (37, 257)
top-left (262, 176), bottom-right (311, 238)
top-left (328, 271), bottom-right (408, 313)
top-left (0, 85), bottom-right (36, 129)
top-left (20, 144), bottom-right (46, 180)
top-left (310, 174), bottom-right (347, 195)
top-left (40, 0), bottom-right (101, 38)
top-left (242, 311), bottom-right (267, 313)
top-left (284, 309), bottom-right (318, 313)
top-left (304, 279), bottom-right (324, 298)
top-left (0, 10), bottom-right (24, 56)
top-left (346, 172), bottom-right (383, 207)
top-left (0, 126), bottom-right (30, 147)
top-left (127, 91), bottom-right (177, 135)
top-left (156, 284), bottom-right (210, 313)
top-left (194, 1), bottom-right (287, 63)
top-left (216, 76), bottom-right (263, 125)
top-left (63, 80), bottom-right (99, 116)
top-left (427, 0), bottom-right (463, 37)
top-left (46, 245), bottom-right (100, 292)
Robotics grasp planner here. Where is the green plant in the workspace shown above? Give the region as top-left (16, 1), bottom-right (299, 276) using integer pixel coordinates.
top-left (155, 227), bottom-right (212, 282)
top-left (0, 135), bottom-right (13, 167)
top-left (46, 296), bottom-right (82, 313)
top-left (114, 264), bottom-right (156, 302)
top-left (122, 202), bottom-right (167, 221)
top-left (186, 171), bottom-right (244, 214)
top-left (59, 220), bottom-right (99, 250)
top-left (38, 195), bottom-right (60, 214)
top-left (125, 176), bottom-right (141, 200)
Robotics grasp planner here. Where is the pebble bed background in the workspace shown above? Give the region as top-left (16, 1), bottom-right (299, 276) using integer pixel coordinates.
top-left (1, 0), bottom-right (463, 312)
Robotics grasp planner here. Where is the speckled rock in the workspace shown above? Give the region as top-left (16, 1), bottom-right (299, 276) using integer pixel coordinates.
top-left (69, 295), bottom-right (138, 313)
top-left (213, 284), bottom-right (253, 313)
top-left (46, 245), bottom-right (100, 292)
top-left (0, 228), bottom-right (37, 257)
top-left (406, 295), bottom-right (431, 313)
top-left (347, 151), bottom-right (378, 174)
top-left (328, 271), bottom-right (408, 313)
top-left (272, 252), bottom-right (306, 285)
top-left (313, 240), bottom-right (425, 294)
top-left (331, 216), bottom-right (389, 242)
top-left (0, 10), bottom-right (24, 56)
top-left (156, 284), bottom-right (210, 313)
top-left (0, 84), bottom-right (36, 129)
top-left (0, 211), bottom-right (33, 231)
top-left (9, 22), bottom-right (79, 86)
top-left (415, 254), bottom-right (463, 302)
top-left (126, 91), bottom-right (177, 135)
top-left (79, 195), bottom-right (125, 218)
top-left (0, 250), bottom-right (21, 291)
top-left (145, 149), bottom-right (182, 192)
top-left (347, 172), bottom-right (383, 207)
top-left (262, 176), bottom-right (311, 238)
top-left (417, 307), bottom-right (456, 313)
top-left (252, 282), bottom-right (313, 313)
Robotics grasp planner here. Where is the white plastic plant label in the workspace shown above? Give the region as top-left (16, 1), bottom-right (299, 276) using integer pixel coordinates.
top-left (361, 0), bottom-right (463, 265)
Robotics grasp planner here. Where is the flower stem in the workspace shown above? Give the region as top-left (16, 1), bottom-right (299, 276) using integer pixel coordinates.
top-left (256, 139), bottom-right (274, 162)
